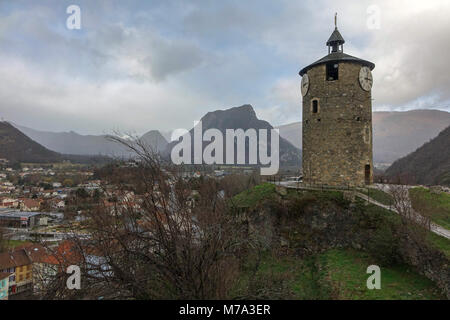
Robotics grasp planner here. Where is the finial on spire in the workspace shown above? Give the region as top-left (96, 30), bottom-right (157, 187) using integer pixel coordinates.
top-left (327, 14), bottom-right (345, 53)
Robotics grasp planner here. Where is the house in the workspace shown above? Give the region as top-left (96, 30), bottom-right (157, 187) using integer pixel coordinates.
top-left (0, 249), bottom-right (33, 297)
top-left (52, 182), bottom-right (62, 188)
top-left (20, 198), bottom-right (41, 211)
top-left (41, 190), bottom-right (59, 198)
top-left (214, 170), bottom-right (225, 177)
top-left (21, 242), bottom-right (84, 293)
top-left (0, 197), bottom-right (18, 209)
top-left (20, 244), bottom-right (60, 293)
top-left (0, 272), bottom-right (10, 300)
top-left (50, 199), bottom-right (65, 210)
top-left (0, 211), bottom-right (47, 228)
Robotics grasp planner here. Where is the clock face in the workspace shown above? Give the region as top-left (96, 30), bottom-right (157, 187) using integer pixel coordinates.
top-left (301, 74), bottom-right (310, 97)
top-left (359, 66), bottom-right (373, 91)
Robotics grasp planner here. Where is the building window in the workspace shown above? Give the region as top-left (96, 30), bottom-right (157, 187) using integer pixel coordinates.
top-left (326, 62), bottom-right (339, 81)
top-left (365, 164), bottom-right (371, 185)
top-left (311, 99), bottom-right (319, 113)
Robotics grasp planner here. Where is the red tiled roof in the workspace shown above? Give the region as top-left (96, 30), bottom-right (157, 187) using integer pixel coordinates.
top-left (20, 198), bottom-right (41, 209)
top-left (19, 243), bottom-right (53, 264)
top-left (19, 242), bottom-right (82, 266)
top-left (0, 249), bottom-right (32, 269)
top-left (54, 240), bottom-right (84, 265)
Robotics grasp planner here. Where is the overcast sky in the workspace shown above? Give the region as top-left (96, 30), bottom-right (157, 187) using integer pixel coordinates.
top-left (0, 0), bottom-right (449, 135)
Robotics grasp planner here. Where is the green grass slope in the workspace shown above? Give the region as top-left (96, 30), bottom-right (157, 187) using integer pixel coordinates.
top-left (232, 183), bottom-right (449, 300)
top-left (234, 249), bottom-right (445, 300)
top-left (410, 187), bottom-right (450, 230)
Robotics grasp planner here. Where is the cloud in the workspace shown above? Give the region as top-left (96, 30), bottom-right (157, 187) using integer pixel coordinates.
top-left (256, 77), bottom-right (302, 126)
top-left (0, 54), bottom-right (215, 135)
top-left (88, 23), bottom-right (207, 81)
top-left (363, 1), bottom-right (450, 109)
top-left (0, 0), bottom-right (449, 136)
top-left (257, 0), bottom-right (450, 123)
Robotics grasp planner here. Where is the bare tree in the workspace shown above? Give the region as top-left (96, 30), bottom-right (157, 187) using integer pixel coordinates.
top-left (388, 183), bottom-right (431, 244)
top-left (40, 137), bottom-right (248, 300)
top-left (389, 184), bottom-right (414, 222)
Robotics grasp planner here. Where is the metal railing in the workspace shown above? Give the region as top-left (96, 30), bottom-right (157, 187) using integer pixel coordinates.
top-left (264, 175), bottom-right (396, 209)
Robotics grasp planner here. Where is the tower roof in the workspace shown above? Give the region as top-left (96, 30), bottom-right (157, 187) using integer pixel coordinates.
top-left (326, 28), bottom-right (345, 46)
top-left (299, 52), bottom-right (375, 76)
top-left (299, 15), bottom-right (375, 76)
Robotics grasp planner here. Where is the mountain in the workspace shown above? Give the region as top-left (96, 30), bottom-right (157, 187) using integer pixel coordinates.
top-left (140, 130), bottom-right (168, 153)
top-left (372, 110), bottom-right (450, 164)
top-left (0, 122), bottom-right (110, 164)
top-left (385, 125), bottom-right (450, 186)
top-left (276, 109), bottom-right (450, 164)
top-left (11, 123), bottom-right (167, 157)
top-left (0, 121), bottom-right (62, 163)
top-left (164, 104), bottom-right (301, 167)
top-left (276, 122), bottom-right (303, 151)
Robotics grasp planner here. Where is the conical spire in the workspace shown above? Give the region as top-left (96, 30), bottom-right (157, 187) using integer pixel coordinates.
top-left (299, 13), bottom-right (375, 76)
top-left (326, 13), bottom-right (345, 52)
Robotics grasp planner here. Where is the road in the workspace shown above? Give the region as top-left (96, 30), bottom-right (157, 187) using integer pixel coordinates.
top-left (354, 191), bottom-right (450, 239)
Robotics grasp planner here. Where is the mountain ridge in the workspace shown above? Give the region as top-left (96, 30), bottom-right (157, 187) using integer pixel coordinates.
top-left (11, 123), bottom-right (168, 158)
top-left (164, 104), bottom-right (301, 167)
top-left (276, 109), bottom-right (450, 164)
top-left (0, 122), bottom-right (109, 164)
top-left (385, 125), bottom-right (450, 186)
top-left (0, 121), bottom-right (62, 163)
top-left (9, 108), bottom-right (449, 166)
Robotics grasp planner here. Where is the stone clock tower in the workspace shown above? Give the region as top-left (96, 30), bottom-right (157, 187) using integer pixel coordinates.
top-left (299, 18), bottom-right (375, 187)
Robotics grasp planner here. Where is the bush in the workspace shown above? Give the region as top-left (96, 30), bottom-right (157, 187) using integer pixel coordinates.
top-left (286, 193), bottom-right (317, 216)
top-left (366, 221), bottom-right (401, 266)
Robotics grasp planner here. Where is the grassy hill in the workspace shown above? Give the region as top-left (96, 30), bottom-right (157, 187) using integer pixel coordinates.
top-left (233, 248), bottom-right (444, 299)
top-left (410, 187), bottom-right (450, 230)
top-left (231, 183), bottom-right (450, 299)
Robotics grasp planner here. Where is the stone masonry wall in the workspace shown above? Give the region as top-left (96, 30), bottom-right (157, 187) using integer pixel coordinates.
top-left (302, 62), bottom-right (373, 187)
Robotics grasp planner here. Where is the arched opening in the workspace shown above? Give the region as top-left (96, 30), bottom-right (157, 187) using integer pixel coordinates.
top-left (312, 99), bottom-right (319, 113)
top-left (365, 164), bottom-right (371, 185)
top-left (326, 62), bottom-right (339, 81)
